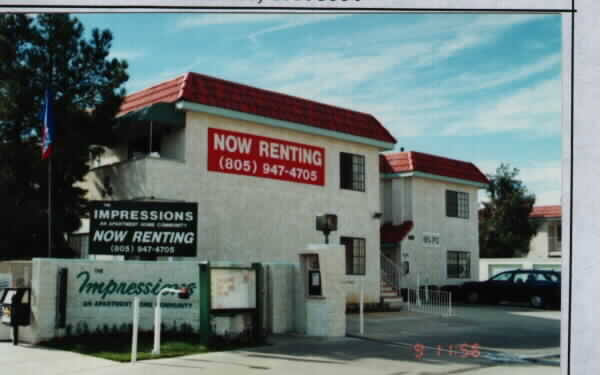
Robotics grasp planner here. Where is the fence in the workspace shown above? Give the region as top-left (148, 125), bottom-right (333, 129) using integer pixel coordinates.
top-left (405, 287), bottom-right (453, 317)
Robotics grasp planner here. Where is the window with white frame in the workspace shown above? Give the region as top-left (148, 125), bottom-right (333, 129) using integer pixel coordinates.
top-left (446, 190), bottom-right (469, 219)
top-left (341, 237), bottom-right (366, 275)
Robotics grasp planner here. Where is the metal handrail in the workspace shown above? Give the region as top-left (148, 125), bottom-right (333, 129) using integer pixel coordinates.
top-left (380, 254), bottom-right (400, 294)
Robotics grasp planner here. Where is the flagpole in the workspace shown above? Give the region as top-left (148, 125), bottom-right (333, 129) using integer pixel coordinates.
top-left (48, 155), bottom-right (52, 258)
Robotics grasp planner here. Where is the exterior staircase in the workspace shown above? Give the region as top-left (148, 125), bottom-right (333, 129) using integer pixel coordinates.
top-left (380, 254), bottom-right (405, 309)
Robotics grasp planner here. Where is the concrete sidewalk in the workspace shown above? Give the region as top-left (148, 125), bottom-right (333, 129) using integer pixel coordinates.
top-left (1, 334), bottom-right (559, 375)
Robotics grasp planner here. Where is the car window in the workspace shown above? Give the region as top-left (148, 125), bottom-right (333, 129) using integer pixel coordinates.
top-left (544, 273), bottom-right (560, 282)
top-left (532, 273), bottom-right (550, 282)
top-left (490, 272), bottom-right (512, 281)
top-left (512, 273), bottom-right (530, 284)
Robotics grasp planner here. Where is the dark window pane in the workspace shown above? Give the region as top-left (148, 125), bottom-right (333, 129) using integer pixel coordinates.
top-left (340, 152), bottom-right (365, 192)
top-left (446, 190), bottom-right (458, 217)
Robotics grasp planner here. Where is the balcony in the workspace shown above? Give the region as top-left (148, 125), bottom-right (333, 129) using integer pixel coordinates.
top-left (82, 155), bottom-right (186, 201)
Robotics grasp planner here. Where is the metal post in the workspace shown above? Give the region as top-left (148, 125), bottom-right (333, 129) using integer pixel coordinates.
top-left (199, 262), bottom-right (211, 347)
top-left (149, 121), bottom-right (153, 155)
top-left (152, 292), bottom-right (162, 355)
top-left (448, 292), bottom-right (453, 317)
top-left (359, 279), bottom-right (364, 336)
top-left (48, 157), bottom-right (52, 258)
top-left (152, 287), bottom-right (182, 355)
top-left (131, 297), bottom-right (140, 363)
top-left (416, 273), bottom-right (421, 306)
top-left (252, 263), bottom-right (264, 342)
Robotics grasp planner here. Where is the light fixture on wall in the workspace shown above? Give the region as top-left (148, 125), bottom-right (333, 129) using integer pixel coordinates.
top-left (316, 214), bottom-right (337, 244)
top-left (372, 212), bottom-right (383, 219)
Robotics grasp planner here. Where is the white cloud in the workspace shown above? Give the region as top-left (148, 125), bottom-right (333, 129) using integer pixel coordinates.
top-left (450, 53), bottom-right (561, 92)
top-left (173, 14), bottom-right (349, 41)
top-left (174, 14), bottom-right (282, 29)
top-left (248, 15), bottom-right (349, 42)
top-left (442, 78), bottom-right (561, 136)
top-left (110, 49), bottom-right (147, 61)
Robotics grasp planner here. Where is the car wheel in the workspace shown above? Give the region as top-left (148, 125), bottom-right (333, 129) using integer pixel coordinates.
top-left (530, 295), bottom-right (545, 309)
top-left (467, 291), bottom-right (480, 304)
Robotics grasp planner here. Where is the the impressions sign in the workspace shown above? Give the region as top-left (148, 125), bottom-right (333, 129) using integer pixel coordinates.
top-left (89, 201), bottom-right (198, 257)
top-left (208, 128), bottom-right (325, 186)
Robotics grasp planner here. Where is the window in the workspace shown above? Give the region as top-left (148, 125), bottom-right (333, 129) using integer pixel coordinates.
top-left (490, 272), bottom-right (513, 282)
top-left (548, 222), bottom-right (561, 256)
top-left (341, 237), bottom-right (366, 275)
top-left (340, 152), bottom-right (365, 192)
top-left (447, 251), bottom-right (470, 279)
top-left (446, 190), bottom-right (469, 219)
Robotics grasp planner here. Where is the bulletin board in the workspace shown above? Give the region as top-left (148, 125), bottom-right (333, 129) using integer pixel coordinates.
top-left (211, 268), bottom-right (256, 310)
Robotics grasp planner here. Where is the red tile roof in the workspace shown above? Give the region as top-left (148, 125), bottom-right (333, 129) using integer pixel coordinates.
top-left (118, 72), bottom-right (396, 145)
top-left (380, 151), bottom-right (489, 185)
top-left (381, 221), bottom-right (414, 244)
top-left (530, 205), bottom-right (561, 218)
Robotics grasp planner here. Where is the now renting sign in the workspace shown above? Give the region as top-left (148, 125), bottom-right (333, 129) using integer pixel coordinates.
top-left (207, 127), bottom-right (326, 186)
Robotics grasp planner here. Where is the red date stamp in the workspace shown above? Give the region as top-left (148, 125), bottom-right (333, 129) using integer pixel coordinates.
top-left (414, 343), bottom-right (481, 360)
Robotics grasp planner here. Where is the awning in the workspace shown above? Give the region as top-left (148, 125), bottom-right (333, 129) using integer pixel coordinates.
top-left (381, 221), bottom-right (414, 245)
top-left (114, 102), bottom-right (185, 140)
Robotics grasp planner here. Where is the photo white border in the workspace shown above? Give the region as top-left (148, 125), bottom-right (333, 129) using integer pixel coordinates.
top-left (2, 2), bottom-right (597, 375)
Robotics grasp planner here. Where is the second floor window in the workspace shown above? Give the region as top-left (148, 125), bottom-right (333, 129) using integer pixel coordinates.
top-left (446, 190), bottom-right (469, 219)
top-left (340, 152), bottom-right (365, 192)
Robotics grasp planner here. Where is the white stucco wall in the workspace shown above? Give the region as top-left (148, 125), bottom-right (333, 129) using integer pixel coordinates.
top-left (529, 221), bottom-right (550, 259)
top-left (82, 110), bottom-right (384, 303)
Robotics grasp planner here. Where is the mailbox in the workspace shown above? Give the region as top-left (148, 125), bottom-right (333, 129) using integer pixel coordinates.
top-left (1, 288), bottom-right (31, 327)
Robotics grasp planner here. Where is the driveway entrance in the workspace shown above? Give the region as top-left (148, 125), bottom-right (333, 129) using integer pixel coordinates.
top-left (347, 304), bottom-right (560, 364)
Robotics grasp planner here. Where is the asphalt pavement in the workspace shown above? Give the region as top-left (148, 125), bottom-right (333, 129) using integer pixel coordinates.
top-left (347, 303), bottom-right (561, 363)
top-left (0, 334), bottom-right (559, 375)
top-left (0, 304), bottom-right (560, 375)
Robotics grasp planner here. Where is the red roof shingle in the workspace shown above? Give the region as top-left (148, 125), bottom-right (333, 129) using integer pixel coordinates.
top-left (381, 151), bottom-right (489, 185)
top-left (530, 205), bottom-right (561, 218)
top-left (118, 72), bottom-right (396, 145)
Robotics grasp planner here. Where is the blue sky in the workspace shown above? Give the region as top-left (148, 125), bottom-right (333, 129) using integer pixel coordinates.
top-left (78, 13), bottom-right (562, 205)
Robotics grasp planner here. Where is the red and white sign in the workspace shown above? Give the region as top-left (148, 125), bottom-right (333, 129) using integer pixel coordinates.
top-left (207, 128), bottom-right (325, 186)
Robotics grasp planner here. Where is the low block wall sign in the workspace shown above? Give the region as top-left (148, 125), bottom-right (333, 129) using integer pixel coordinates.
top-left (88, 201), bottom-right (198, 257)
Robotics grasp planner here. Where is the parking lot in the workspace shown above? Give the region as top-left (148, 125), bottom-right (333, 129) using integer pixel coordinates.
top-left (347, 303), bottom-right (560, 363)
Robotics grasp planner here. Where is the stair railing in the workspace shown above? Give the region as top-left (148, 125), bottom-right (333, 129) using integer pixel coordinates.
top-left (380, 254), bottom-right (400, 294)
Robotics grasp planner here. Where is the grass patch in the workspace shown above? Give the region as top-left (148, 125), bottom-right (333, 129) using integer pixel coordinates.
top-left (42, 332), bottom-right (208, 362)
top-left (41, 331), bottom-right (268, 362)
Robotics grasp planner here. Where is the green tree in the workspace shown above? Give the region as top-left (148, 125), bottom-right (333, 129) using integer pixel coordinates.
top-left (479, 164), bottom-right (540, 258)
top-left (0, 14), bottom-right (128, 259)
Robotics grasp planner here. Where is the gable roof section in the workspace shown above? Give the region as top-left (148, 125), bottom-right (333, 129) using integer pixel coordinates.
top-left (381, 151), bottom-right (489, 186)
top-left (118, 72), bottom-right (396, 147)
top-left (530, 205), bottom-right (561, 219)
